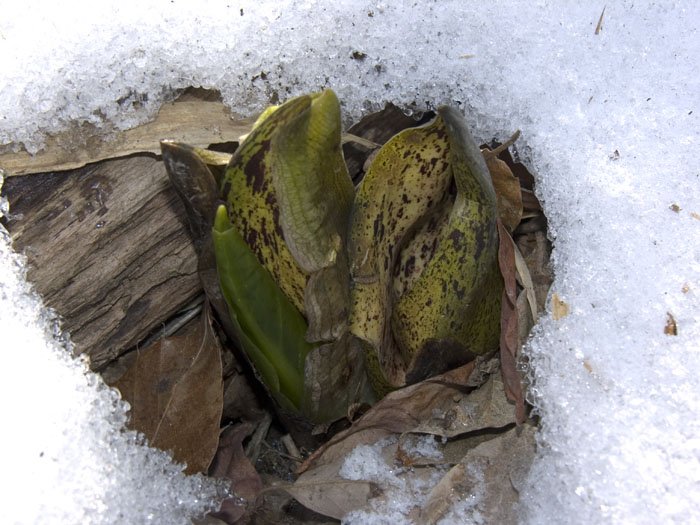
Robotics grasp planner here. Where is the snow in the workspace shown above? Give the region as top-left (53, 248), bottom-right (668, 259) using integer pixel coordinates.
top-left (1, 1), bottom-right (699, 523)
top-left (0, 174), bottom-right (225, 524)
top-left (340, 436), bottom-right (451, 525)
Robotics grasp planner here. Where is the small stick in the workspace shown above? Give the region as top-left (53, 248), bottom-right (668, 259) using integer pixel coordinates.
top-left (595, 6), bottom-right (606, 35)
top-left (281, 433), bottom-right (301, 460)
top-left (482, 130), bottom-right (521, 159)
top-left (342, 133), bottom-right (381, 149)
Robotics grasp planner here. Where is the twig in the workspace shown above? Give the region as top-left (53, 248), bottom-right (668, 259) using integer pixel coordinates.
top-left (342, 133), bottom-right (381, 149)
top-left (482, 130), bottom-right (521, 159)
top-left (139, 294), bottom-right (204, 348)
top-left (281, 433), bottom-right (302, 460)
top-left (595, 6), bottom-right (606, 35)
top-left (244, 412), bottom-right (273, 463)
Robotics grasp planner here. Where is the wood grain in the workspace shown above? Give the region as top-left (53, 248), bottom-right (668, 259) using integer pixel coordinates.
top-left (0, 90), bottom-right (253, 176)
top-left (3, 155), bottom-right (201, 369)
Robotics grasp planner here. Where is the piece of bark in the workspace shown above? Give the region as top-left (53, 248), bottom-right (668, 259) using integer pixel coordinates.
top-left (0, 88), bottom-right (253, 176)
top-left (3, 155), bottom-right (201, 369)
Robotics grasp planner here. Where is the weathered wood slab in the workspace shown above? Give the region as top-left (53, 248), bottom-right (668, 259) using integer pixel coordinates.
top-left (0, 89), bottom-right (253, 176)
top-left (3, 155), bottom-right (201, 369)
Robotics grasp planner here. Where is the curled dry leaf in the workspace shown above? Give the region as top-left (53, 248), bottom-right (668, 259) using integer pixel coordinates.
top-left (517, 291), bottom-right (535, 351)
top-left (299, 360), bottom-right (516, 477)
top-left (420, 425), bottom-right (537, 525)
top-left (516, 230), bottom-right (553, 314)
top-left (411, 371), bottom-right (516, 437)
top-left (664, 313), bottom-right (678, 336)
top-left (160, 140), bottom-right (241, 350)
top-left (551, 292), bottom-right (570, 320)
top-left (497, 220), bottom-right (526, 424)
top-left (483, 148), bottom-right (524, 232)
top-left (160, 140), bottom-right (220, 253)
top-left (114, 306), bottom-right (223, 474)
top-left (283, 463), bottom-right (379, 521)
top-left (290, 373), bottom-right (519, 522)
top-left (299, 362), bottom-right (473, 473)
top-left (208, 422), bottom-right (264, 524)
top-left (512, 240), bottom-right (538, 324)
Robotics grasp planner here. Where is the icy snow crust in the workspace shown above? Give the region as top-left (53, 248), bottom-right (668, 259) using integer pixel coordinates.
top-left (1, 1), bottom-right (699, 523)
top-left (0, 182), bottom-right (224, 524)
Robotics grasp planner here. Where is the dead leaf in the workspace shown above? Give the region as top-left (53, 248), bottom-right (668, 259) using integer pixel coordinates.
top-left (497, 220), bottom-right (526, 424)
top-left (691, 212), bottom-right (700, 221)
top-left (512, 237), bottom-right (538, 324)
top-left (551, 293), bottom-right (570, 320)
top-left (421, 425), bottom-right (537, 524)
top-left (159, 140), bottom-right (243, 351)
top-left (516, 292), bottom-right (534, 351)
top-left (520, 191), bottom-right (543, 216)
top-left (669, 203), bottom-right (681, 213)
top-left (664, 312), bottom-right (678, 336)
top-left (160, 140), bottom-right (220, 254)
top-left (411, 372), bottom-right (516, 436)
top-left (284, 462), bottom-right (379, 520)
top-left (115, 305), bottom-right (223, 474)
top-left (299, 359), bottom-right (516, 477)
top-left (208, 422), bottom-right (264, 524)
top-left (299, 362), bottom-right (473, 472)
top-left (221, 372), bottom-right (267, 424)
top-left (516, 230), bottom-right (553, 314)
top-left (483, 150), bottom-right (523, 231)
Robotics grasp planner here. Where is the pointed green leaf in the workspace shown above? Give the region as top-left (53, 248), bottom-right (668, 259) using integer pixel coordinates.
top-left (212, 205), bottom-right (314, 410)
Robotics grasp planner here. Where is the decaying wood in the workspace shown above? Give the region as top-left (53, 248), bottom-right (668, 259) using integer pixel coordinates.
top-left (0, 89), bottom-right (256, 370)
top-left (0, 89), bottom-right (254, 176)
top-left (3, 155), bottom-right (201, 369)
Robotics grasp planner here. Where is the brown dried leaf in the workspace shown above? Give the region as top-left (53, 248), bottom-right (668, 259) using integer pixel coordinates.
top-left (159, 140), bottom-right (241, 348)
top-left (484, 150), bottom-right (523, 231)
top-left (412, 371), bottom-right (515, 436)
top-left (221, 373), bottom-right (267, 424)
top-left (160, 140), bottom-right (220, 254)
top-left (512, 238), bottom-right (538, 324)
top-left (497, 221), bottom-right (525, 424)
top-left (551, 292), bottom-right (570, 320)
top-left (299, 361), bottom-right (521, 473)
top-left (664, 312), bottom-right (678, 336)
top-left (516, 231), bottom-right (553, 315)
top-left (208, 423), bottom-right (263, 524)
top-left (516, 291), bottom-right (535, 351)
top-left (421, 425), bottom-right (537, 524)
top-left (284, 462), bottom-right (379, 520)
top-left (115, 306), bottom-right (223, 474)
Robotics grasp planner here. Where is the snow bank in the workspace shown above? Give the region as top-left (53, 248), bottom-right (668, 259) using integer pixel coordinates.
top-left (1, 1), bottom-right (699, 523)
top-left (0, 175), bottom-right (224, 524)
